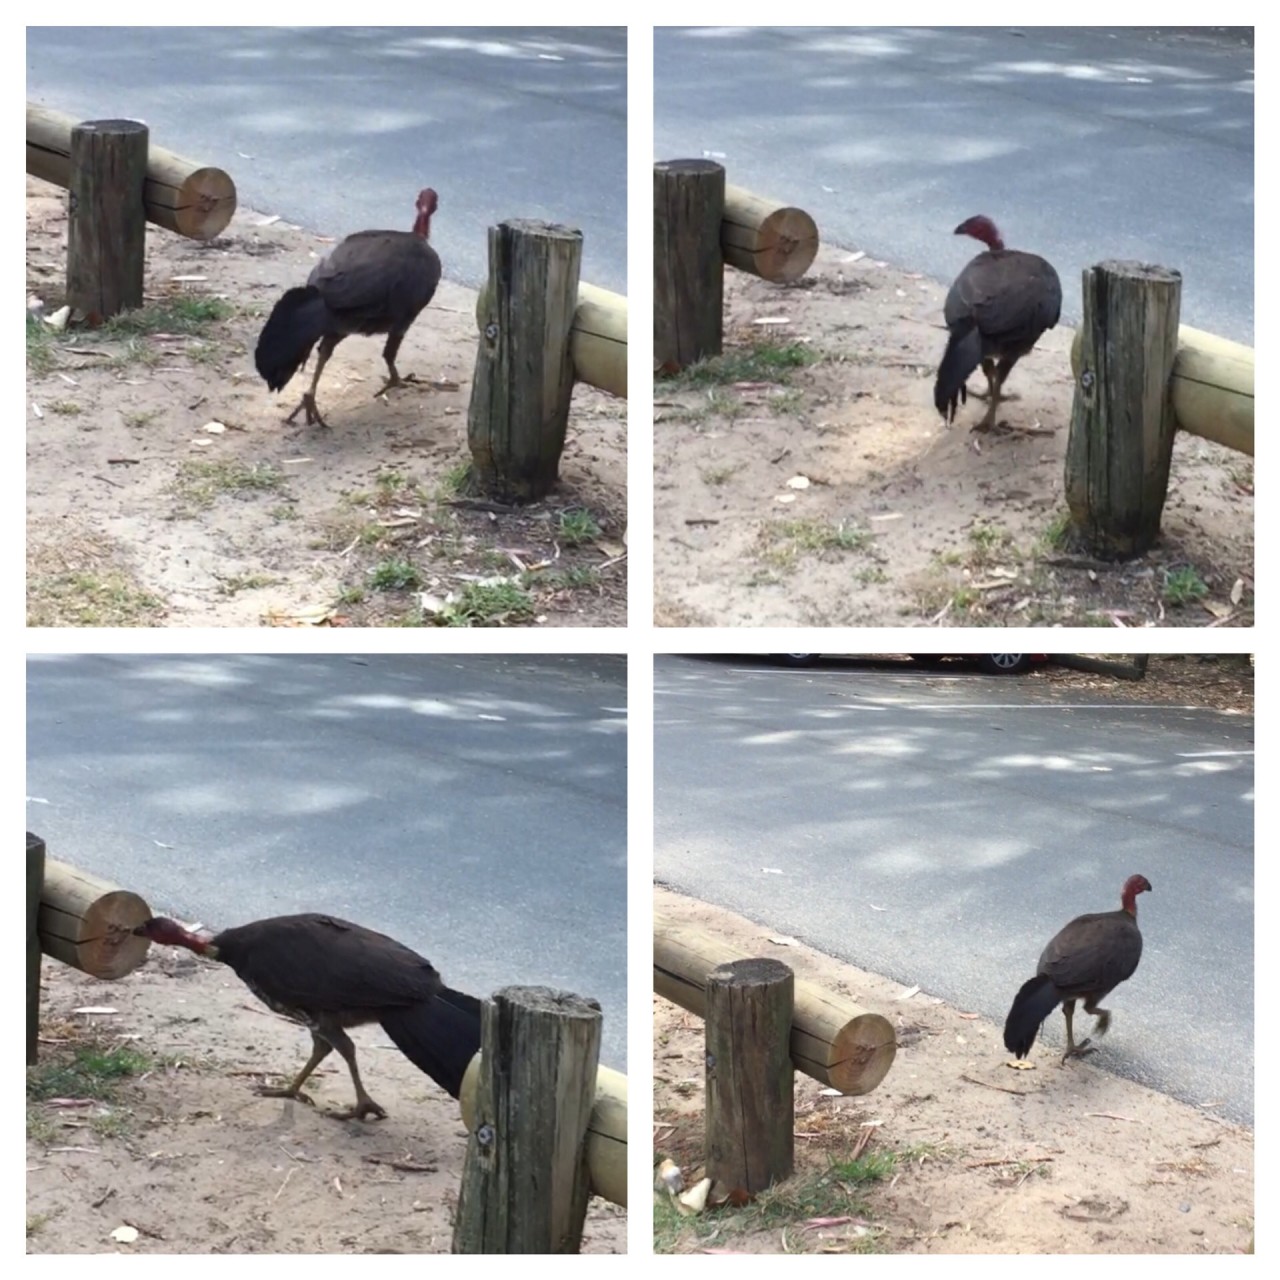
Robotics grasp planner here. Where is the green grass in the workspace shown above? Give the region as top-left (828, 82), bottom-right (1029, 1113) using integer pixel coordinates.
top-left (101, 296), bottom-right (233, 337)
top-left (1162, 566), bottom-right (1209, 607)
top-left (369, 558), bottom-right (422, 592)
top-left (1041, 509), bottom-right (1074, 552)
top-left (174, 459), bottom-right (286, 509)
top-left (27, 1045), bottom-right (150, 1103)
top-left (26, 570), bottom-right (165, 628)
top-left (663, 340), bottom-right (819, 390)
top-left (654, 1152), bottom-right (891, 1254)
top-left (759, 518), bottom-right (873, 570)
top-left (443, 581), bottom-right (536, 626)
top-left (26, 315), bottom-right (57, 375)
top-left (48, 400), bottom-right (82, 415)
top-left (557, 508), bottom-right (602, 547)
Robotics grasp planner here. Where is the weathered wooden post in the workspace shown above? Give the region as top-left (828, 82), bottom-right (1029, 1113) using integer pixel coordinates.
top-left (655, 913), bottom-right (896, 1094)
top-left (468, 220), bottom-right (583, 503)
top-left (66, 118), bottom-right (150, 323)
top-left (1064, 261), bottom-right (1182, 558)
top-left (28, 103), bottom-right (237, 240)
top-left (723, 185), bottom-right (819, 283)
top-left (654, 158), bottom-right (725, 373)
top-left (453, 986), bottom-right (602, 1254)
top-left (38, 858), bottom-right (152, 979)
top-left (705, 958), bottom-right (795, 1198)
top-left (27, 833), bottom-right (46, 1065)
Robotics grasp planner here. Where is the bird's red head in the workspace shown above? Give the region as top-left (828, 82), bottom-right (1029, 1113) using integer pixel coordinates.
top-left (954, 215), bottom-right (1004, 252)
top-left (133, 916), bottom-right (211, 954)
top-left (1120, 874), bottom-right (1153, 915)
top-left (414, 188), bottom-right (438, 239)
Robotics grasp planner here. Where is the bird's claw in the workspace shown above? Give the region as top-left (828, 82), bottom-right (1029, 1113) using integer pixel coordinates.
top-left (332, 1099), bottom-right (387, 1122)
top-left (1060, 1038), bottom-right (1096, 1064)
top-left (257, 1085), bottom-right (317, 1106)
top-left (285, 395), bottom-right (328, 428)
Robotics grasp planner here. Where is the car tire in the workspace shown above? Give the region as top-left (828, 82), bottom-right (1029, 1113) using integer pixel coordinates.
top-left (977, 654), bottom-right (1032, 675)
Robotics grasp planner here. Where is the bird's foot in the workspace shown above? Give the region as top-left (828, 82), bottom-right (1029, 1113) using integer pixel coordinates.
top-left (374, 373), bottom-right (418, 400)
top-left (331, 1097), bottom-right (387, 1122)
top-left (257, 1084), bottom-right (317, 1106)
top-left (1093, 1011), bottom-right (1112, 1037)
top-left (285, 394), bottom-right (329, 428)
top-left (1060, 1038), bottom-right (1096, 1064)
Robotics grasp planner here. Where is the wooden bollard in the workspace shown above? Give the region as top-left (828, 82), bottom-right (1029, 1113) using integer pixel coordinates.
top-left (723, 185), bottom-right (819, 283)
top-left (27, 103), bottom-right (237, 240)
top-left (67, 119), bottom-right (149, 323)
top-left (468, 220), bottom-right (583, 502)
top-left (1065, 260), bottom-right (1182, 559)
top-left (453, 986), bottom-right (602, 1254)
top-left (655, 913), bottom-right (896, 1095)
top-left (706, 959), bottom-right (795, 1198)
top-left (27, 833), bottom-right (46, 1065)
top-left (1070, 324), bottom-right (1254, 458)
top-left (654, 158), bottom-right (725, 373)
top-left (459, 1056), bottom-right (629, 1209)
top-left (39, 857), bottom-right (152, 979)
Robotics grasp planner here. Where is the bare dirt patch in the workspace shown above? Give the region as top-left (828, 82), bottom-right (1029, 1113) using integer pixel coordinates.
top-left (653, 244), bottom-right (1252, 628)
top-left (27, 951), bottom-right (625, 1254)
top-left (652, 887), bottom-right (1252, 1255)
top-left (26, 178), bottom-right (626, 627)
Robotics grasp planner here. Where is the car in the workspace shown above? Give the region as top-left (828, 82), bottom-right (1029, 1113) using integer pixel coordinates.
top-left (771, 654), bottom-right (1047, 675)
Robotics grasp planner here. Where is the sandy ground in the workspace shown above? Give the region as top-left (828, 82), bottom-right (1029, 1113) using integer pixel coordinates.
top-left (654, 244), bottom-right (1253, 628)
top-left (653, 888), bottom-right (1253, 1255)
top-left (27, 950), bottom-right (625, 1254)
top-left (25, 177), bottom-right (626, 627)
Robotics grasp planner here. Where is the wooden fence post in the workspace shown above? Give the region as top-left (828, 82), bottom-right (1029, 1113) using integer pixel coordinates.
top-left (27, 833), bottom-right (46, 1066)
top-left (468, 220), bottom-right (583, 503)
top-left (654, 913), bottom-right (896, 1094)
top-left (38, 858), bottom-right (152, 979)
top-left (1064, 260), bottom-right (1182, 558)
top-left (654, 159), bottom-right (725, 373)
top-left (705, 958), bottom-right (795, 1198)
top-left (453, 986), bottom-right (602, 1254)
top-left (67, 119), bottom-right (149, 323)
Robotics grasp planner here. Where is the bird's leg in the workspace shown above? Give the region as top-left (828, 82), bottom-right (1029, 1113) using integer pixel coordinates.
top-left (969, 358), bottom-right (1020, 403)
top-left (257, 1032), bottom-right (330, 1105)
top-left (1060, 999), bottom-right (1096, 1063)
top-left (973, 359), bottom-right (1015, 433)
top-left (373, 332), bottom-right (416, 398)
top-left (286, 336), bottom-right (337, 427)
top-left (322, 1027), bottom-right (387, 1121)
top-left (1083, 999), bottom-right (1112, 1038)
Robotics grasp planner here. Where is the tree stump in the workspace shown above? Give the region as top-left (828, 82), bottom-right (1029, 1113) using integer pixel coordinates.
top-left (705, 958), bottom-right (795, 1198)
top-left (468, 220), bottom-right (583, 502)
top-left (453, 985), bottom-right (602, 1254)
top-left (654, 159), bottom-right (725, 373)
top-left (27, 833), bottom-right (46, 1065)
top-left (67, 118), bottom-right (149, 323)
top-left (1064, 260), bottom-right (1182, 558)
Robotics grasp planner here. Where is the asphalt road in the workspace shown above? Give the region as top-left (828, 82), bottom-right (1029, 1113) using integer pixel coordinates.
top-left (27, 654), bottom-right (628, 1068)
top-left (27, 27), bottom-right (627, 292)
top-left (654, 656), bottom-right (1255, 1125)
top-left (655, 26), bottom-right (1254, 342)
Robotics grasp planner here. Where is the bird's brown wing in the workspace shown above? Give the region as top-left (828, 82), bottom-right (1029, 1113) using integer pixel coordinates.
top-left (1037, 910), bottom-right (1143, 998)
top-left (216, 914), bottom-right (443, 1015)
top-left (951, 251), bottom-right (1062, 348)
top-left (309, 232), bottom-right (440, 336)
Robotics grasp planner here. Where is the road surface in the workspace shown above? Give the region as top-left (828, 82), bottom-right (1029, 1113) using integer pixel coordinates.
top-left (27, 653), bottom-right (628, 1068)
top-left (28, 26), bottom-right (627, 292)
top-left (654, 655), bottom-right (1254, 1124)
top-left (655, 26), bottom-right (1253, 342)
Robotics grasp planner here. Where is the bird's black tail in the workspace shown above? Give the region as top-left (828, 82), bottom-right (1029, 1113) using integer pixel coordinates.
top-left (934, 320), bottom-right (983, 421)
top-left (255, 286), bottom-right (329, 392)
top-left (381, 986), bottom-right (482, 1099)
top-left (1002, 974), bottom-right (1062, 1058)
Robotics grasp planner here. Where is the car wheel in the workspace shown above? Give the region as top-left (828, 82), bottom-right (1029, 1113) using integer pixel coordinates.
top-left (977, 654), bottom-right (1032, 675)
